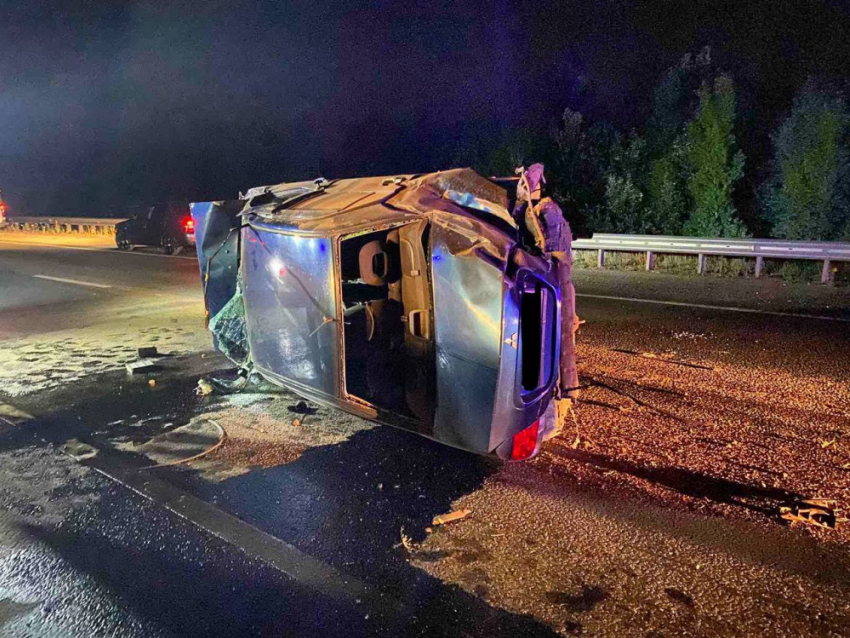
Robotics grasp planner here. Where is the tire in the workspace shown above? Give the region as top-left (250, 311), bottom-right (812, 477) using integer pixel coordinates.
top-left (161, 234), bottom-right (176, 255)
top-left (116, 236), bottom-right (132, 250)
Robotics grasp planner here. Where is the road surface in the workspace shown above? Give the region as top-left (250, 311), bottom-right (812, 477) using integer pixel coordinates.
top-left (1, 233), bottom-right (849, 637)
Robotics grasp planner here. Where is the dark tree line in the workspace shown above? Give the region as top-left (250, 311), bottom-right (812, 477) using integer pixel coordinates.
top-left (455, 47), bottom-right (850, 241)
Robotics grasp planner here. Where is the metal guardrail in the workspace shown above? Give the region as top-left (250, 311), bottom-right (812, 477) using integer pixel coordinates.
top-left (3, 216), bottom-right (124, 234)
top-left (572, 234), bottom-right (850, 283)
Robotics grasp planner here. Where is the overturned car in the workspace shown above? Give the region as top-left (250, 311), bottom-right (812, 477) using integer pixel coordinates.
top-left (191, 168), bottom-right (577, 460)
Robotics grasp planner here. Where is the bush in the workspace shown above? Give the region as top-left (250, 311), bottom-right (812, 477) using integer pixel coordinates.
top-left (764, 259), bottom-right (823, 283)
top-left (654, 253), bottom-right (698, 274)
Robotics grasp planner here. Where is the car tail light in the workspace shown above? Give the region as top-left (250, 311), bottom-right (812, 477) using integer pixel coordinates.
top-left (510, 419), bottom-right (540, 461)
top-left (184, 217), bottom-right (194, 233)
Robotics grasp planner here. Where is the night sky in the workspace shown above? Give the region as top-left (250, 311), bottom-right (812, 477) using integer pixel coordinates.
top-left (2, 0), bottom-right (850, 217)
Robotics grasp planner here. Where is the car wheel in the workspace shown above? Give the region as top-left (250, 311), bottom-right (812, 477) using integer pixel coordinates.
top-left (161, 234), bottom-right (176, 255)
top-left (116, 236), bottom-right (132, 250)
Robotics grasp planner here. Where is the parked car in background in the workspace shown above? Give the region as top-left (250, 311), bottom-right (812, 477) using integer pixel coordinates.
top-left (191, 169), bottom-right (570, 460)
top-left (115, 202), bottom-right (195, 254)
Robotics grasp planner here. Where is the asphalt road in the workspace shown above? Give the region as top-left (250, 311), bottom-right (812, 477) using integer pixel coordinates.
top-left (1, 234), bottom-right (849, 637)
top-left (0, 237), bottom-right (200, 336)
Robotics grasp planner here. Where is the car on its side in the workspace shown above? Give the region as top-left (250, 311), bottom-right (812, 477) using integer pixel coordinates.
top-left (191, 169), bottom-right (570, 461)
top-left (115, 202), bottom-right (195, 254)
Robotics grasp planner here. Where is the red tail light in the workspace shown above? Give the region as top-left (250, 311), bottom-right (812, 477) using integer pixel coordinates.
top-left (184, 217), bottom-right (195, 233)
top-left (510, 419), bottom-right (540, 461)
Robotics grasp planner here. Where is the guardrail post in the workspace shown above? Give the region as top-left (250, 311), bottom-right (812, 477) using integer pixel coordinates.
top-left (755, 256), bottom-right (764, 278)
top-left (645, 251), bottom-right (655, 271)
top-left (597, 249), bottom-right (605, 268)
top-left (697, 254), bottom-right (706, 275)
top-left (821, 259), bottom-right (833, 284)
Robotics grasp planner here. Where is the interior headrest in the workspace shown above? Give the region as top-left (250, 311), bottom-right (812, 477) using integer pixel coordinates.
top-left (359, 240), bottom-right (389, 286)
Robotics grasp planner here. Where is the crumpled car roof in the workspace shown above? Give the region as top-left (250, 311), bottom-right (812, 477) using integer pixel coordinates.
top-left (243, 168), bottom-right (514, 233)
top-left (241, 168), bottom-right (517, 266)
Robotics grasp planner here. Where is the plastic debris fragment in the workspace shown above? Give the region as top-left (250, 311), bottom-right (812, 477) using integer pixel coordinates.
top-left (780, 499), bottom-right (846, 529)
top-left (196, 378), bottom-right (214, 396)
top-left (432, 509), bottom-right (472, 526)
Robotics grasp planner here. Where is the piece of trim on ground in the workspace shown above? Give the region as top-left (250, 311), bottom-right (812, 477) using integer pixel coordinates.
top-left (0, 402), bottom-right (34, 424)
top-left (576, 293), bottom-right (850, 322)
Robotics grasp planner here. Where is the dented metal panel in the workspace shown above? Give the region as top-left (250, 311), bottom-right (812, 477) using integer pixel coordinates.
top-left (241, 223), bottom-right (340, 399)
top-left (191, 199), bottom-right (243, 327)
top-left (430, 222), bottom-right (504, 452)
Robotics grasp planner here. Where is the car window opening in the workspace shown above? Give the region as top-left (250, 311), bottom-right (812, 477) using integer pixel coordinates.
top-left (520, 279), bottom-right (555, 393)
top-left (340, 222), bottom-right (435, 423)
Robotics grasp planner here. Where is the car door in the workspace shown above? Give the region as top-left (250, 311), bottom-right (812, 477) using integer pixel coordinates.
top-left (143, 204), bottom-right (167, 245)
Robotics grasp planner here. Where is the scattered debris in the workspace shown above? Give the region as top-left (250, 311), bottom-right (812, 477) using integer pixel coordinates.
top-left (821, 439), bottom-right (836, 449)
top-left (288, 400), bottom-right (317, 415)
top-left (0, 402), bottom-right (31, 423)
top-left (209, 371), bottom-right (249, 393)
top-left (399, 527), bottom-right (415, 552)
top-left (611, 348), bottom-right (714, 371)
top-left (292, 418), bottom-right (302, 427)
top-left (195, 378), bottom-right (214, 396)
top-left (126, 359), bottom-right (163, 374)
top-left (137, 420), bottom-right (227, 470)
top-left (672, 331), bottom-right (709, 341)
top-left (568, 405), bottom-right (582, 448)
top-left (432, 508), bottom-right (472, 527)
top-left (138, 346), bottom-right (159, 358)
top-left (62, 438), bottom-right (98, 461)
top-left (148, 379), bottom-right (156, 388)
top-left (780, 499), bottom-right (847, 529)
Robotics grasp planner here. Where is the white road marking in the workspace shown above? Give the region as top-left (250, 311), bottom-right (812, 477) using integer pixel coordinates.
top-left (0, 238), bottom-right (196, 260)
top-left (32, 275), bottom-right (113, 289)
top-left (576, 293), bottom-right (850, 323)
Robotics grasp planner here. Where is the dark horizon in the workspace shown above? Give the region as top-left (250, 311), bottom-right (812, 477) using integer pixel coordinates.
top-left (2, 0), bottom-right (850, 217)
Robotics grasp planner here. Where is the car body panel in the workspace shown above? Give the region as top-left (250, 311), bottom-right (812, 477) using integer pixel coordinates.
top-left (430, 222), bottom-right (504, 452)
top-left (242, 222), bottom-right (340, 399)
top-left (191, 200), bottom-right (242, 319)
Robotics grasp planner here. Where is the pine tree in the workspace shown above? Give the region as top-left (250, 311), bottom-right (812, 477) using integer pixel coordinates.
top-left (764, 82), bottom-right (850, 240)
top-left (683, 75), bottom-right (747, 237)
